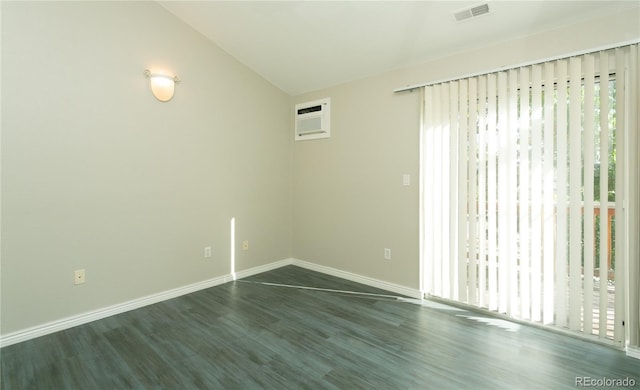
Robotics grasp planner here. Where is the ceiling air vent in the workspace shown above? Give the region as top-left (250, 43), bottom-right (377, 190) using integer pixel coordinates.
top-left (453, 3), bottom-right (490, 22)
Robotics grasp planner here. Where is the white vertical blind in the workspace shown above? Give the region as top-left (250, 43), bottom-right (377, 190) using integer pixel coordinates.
top-left (477, 76), bottom-right (488, 308)
top-left (555, 59), bottom-right (569, 329)
top-left (442, 84), bottom-right (451, 299)
top-left (422, 44), bottom-right (637, 344)
top-left (583, 54), bottom-right (595, 334)
top-left (542, 62), bottom-right (555, 325)
top-left (433, 84), bottom-right (442, 297)
top-left (424, 85), bottom-right (436, 295)
top-left (568, 56), bottom-right (582, 332)
top-left (487, 73), bottom-right (498, 312)
top-left (530, 64), bottom-right (542, 323)
top-left (468, 77), bottom-right (478, 306)
top-left (497, 71), bottom-right (509, 314)
top-left (518, 67), bottom-right (531, 321)
top-left (614, 48), bottom-right (626, 344)
top-left (449, 81), bottom-right (459, 300)
top-left (597, 52), bottom-right (609, 339)
top-left (627, 43), bottom-right (640, 351)
top-left (507, 69), bottom-right (519, 317)
top-left (458, 80), bottom-right (469, 303)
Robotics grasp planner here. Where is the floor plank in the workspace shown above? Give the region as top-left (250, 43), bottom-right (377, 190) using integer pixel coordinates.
top-left (1, 265), bottom-right (638, 389)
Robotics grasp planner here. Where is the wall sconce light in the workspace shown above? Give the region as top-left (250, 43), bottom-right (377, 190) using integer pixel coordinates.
top-left (144, 69), bottom-right (180, 102)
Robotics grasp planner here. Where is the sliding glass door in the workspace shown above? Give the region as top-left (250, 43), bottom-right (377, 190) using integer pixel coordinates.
top-left (421, 45), bottom-right (637, 346)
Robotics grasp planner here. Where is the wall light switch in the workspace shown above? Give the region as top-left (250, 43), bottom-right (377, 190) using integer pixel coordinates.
top-left (242, 240), bottom-right (249, 250)
top-left (402, 174), bottom-right (410, 186)
top-left (204, 246), bottom-right (212, 258)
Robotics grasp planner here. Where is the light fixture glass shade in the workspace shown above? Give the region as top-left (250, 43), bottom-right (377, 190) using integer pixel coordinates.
top-left (144, 69), bottom-right (179, 102)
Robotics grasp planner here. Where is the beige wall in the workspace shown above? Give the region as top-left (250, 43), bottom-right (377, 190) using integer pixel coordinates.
top-left (2, 1), bottom-right (638, 338)
top-left (1, 2), bottom-right (292, 334)
top-left (292, 7), bottom-right (640, 290)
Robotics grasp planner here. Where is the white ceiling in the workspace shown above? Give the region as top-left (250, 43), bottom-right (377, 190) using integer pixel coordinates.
top-left (160, 1), bottom-right (639, 95)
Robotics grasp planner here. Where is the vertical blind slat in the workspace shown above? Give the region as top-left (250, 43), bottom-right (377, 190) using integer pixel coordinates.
top-left (477, 76), bottom-right (488, 307)
top-left (458, 80), bottom-right (469, 303)
top-left (598, 52), bottom-right (609, 338)
top-left (556, 58), bottom-right (569, 328)
top-left (487, 74), bottom-right (498, 311)
top-left (530, 64), bottom-right (543, 322)
top-left (627, 44), bottom-right (639, 348)
top-left (424, 86), bottom-right (434, 295)
top-left (468, 77), bottom-right (478, 306)
top-left (441, 84), bottom-right (451, 299)
top-left (518, 67), bottom-right (531, 321)
top-left (449, 82), bottom-right (459, 300)
top-left (497, 71), bottom-right (509, 313)
top-left (433, 84), bottom-right (443, 296)
top-left (569, 56), bottom-right (583, 332)
top-left (543, 62), bottom-right (556, 325)
top-left (614, 48), bottom-right (626, 344)
top-left (583, 54), bottom-right (596, 334)
top-left (508, 69), bottom-right (519, 317)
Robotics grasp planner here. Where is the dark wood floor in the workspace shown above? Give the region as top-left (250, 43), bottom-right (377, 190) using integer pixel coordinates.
top-left (1, 265), bottom-right (638, 389)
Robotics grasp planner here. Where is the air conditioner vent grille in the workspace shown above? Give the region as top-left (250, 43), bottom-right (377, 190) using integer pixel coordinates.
top-left (295, 98), bottom-right (331, 141)
top-left (471, 3), bottom-right (489, 17)
top-left (453, 3), bottom-right (489, 22)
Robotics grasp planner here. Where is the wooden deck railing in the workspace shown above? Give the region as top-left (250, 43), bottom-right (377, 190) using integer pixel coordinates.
top-left (471, 201), bottom-right (616, 280)
top-left (587, 202), bottom-right (616, 281)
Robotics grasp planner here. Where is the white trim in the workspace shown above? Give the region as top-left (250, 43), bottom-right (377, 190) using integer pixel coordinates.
top-left (393, 39), bottom-right (640, 93)
top-left (0, 275), bottom-right (232, 347)
top-left (291, 258), bottom-right (423, 299)
top-left (1, 257), bottom-right (423, 347)
top-left (234, 258), bottom-right (293, 280)
top-left (0, 259), bottom-right (293, 348)
top-left (627, 345), bottom-right (640, 360)
top-left (0, 274), bottom-right (231, 348)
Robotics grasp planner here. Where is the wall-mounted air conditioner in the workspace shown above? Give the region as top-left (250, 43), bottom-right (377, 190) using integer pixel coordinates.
top-left (295, 98), bottom-right (330, 141)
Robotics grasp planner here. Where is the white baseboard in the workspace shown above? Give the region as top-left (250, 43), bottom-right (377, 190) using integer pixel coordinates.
top-left (627, 345), bottom-right (640, 359)
top-left (234, 258), bottom-right (293, 280)
top-left (0, 259), bottom-right (296, 348)
top-left (291, 258), bottom-right (422, 299)
top-left (0, 257), bottom-right (419, 348)
top-left (0, 273), bottom-right (234, 348)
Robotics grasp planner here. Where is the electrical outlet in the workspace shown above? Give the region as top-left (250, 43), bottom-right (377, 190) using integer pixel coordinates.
top-left (204, 246), bottom-right (212, 258)
top-left (384, 248), bottom-right (391, 260)
top-left (242, 240), bottom-right (249, 250)
top-left (74, 269), bottom-right (86, 285)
